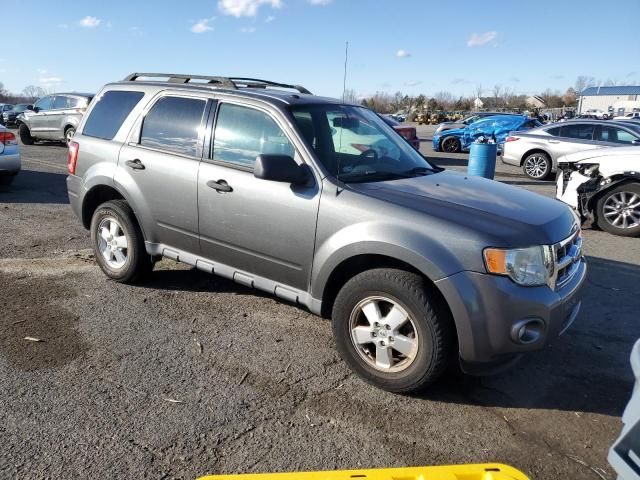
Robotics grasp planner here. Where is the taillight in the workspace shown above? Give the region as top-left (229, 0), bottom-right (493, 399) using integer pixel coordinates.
top-left (505, 136), bottom-right (520, 142)
top-left (0, 131), bottom-right (17, 145)
top-left (68, 141), bottom-right (79, 174)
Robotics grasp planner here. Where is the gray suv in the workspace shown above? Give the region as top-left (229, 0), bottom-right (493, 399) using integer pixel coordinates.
top-left (67, 73), bottom-right (587, 393)
top-left (18, 92), bottom-right (94, 145)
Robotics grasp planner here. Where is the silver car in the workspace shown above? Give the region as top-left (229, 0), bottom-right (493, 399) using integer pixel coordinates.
top-left (17, 92), bottom-right (94, 146)
top-left (502, 120), bottom-right (640, 180)
top-left (0, 124), bottom-right (21, 185)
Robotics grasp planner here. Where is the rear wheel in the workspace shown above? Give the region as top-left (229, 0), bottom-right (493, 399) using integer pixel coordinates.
top-left (90, 200), bottom-right (154, 283)
top-left (332, 268), bottom-right (453, 393)
top-left (596, 183), bottom-right (640, 237)
top-left (18, 123), bottom-right (34, 145)
top-left (441, 136), bottom-right (460, 153)
top-left (522, 152), bottom-right (551, 180)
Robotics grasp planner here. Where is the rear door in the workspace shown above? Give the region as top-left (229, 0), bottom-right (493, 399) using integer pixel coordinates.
top-left (116, 93), bottom-right (211, 254)
top-left (548, 123), bottom-right (601, 163)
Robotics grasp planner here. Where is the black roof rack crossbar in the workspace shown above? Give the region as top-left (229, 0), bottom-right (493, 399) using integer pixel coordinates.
top-left (228, 77), bottom-right (312, 95)
top-left (123, 73), bottom-right (312, 95)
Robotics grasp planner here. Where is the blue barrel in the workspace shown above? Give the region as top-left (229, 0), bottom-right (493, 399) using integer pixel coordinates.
top-left (468, 142), bottom-right (497, 179)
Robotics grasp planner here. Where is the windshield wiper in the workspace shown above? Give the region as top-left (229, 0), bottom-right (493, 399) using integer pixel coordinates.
top-left (340, 171), bottom-right (412, 183)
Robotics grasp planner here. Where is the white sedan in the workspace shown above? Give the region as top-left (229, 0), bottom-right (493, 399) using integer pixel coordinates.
top-left (0, 124), bottom-right (20, 185)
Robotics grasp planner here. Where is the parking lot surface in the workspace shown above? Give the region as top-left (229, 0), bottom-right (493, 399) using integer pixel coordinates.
top-left (1, 128), bottom-right (639, 479)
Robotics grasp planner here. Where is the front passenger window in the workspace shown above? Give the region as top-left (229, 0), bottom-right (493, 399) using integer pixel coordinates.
top-left (213, 103), bottom-right (295, 168)
top-left (34, 96), bottom-right (53, 111)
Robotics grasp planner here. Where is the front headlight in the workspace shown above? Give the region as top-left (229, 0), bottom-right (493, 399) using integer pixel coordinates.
top-left (484, 245), bottom-right (554, 286)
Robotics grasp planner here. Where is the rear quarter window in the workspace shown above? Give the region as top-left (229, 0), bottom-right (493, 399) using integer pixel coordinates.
top-left (83, 90), bottom-right (145, 140)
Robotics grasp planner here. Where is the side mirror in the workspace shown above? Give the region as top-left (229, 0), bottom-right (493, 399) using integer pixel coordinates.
top-left (254, 154), bottom-right (309, 185)
top-left (632, 140), bottom-right (640, 145)
top-left (26, 105), bottom-right (34, 111)
top-left (32, 106), bottom-right (40, 113)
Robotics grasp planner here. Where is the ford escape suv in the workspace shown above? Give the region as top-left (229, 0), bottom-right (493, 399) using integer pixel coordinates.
top-left (67, 73), bottom-right (587, 393)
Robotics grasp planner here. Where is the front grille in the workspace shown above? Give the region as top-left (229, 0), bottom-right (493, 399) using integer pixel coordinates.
top-left (551, 226), bottom-right (583, 289)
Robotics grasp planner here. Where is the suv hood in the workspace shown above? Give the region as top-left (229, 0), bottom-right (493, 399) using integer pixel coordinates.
top-left (350, 170), bottom-right (576, 246)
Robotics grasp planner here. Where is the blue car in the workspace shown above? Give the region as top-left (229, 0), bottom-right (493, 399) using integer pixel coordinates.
top-left (432, 115), bottom-right (542, 153)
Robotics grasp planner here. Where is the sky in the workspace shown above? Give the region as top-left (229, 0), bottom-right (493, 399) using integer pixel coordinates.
top-left (1, 0), bottom-right (639, 99)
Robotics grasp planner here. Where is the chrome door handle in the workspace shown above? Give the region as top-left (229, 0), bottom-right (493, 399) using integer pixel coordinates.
top-left (125, 159), bottom-right (145, 170)
top-left (207, 179), bottom-right (233, 193)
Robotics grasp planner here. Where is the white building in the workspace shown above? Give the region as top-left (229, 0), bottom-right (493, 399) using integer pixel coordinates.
top-left (526, 96), bottom-right (547, 109)
top-left (577, 86), bottom-right (640, 116)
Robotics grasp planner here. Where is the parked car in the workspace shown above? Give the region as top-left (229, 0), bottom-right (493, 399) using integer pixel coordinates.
top-left (17, 92), bottom-right (94, 146)
top-left (435, 111), bottom-right (520, 134)
top-left (613, 112), bottom-right (640, 121)
top-left (556, 146), bottom-right (640, 237)
top-left (380, 115), bottom-right (420, 150)
top-left (67, 72), bottom-right (586, 393)
top-left (0, 124), bottom-right (20, 185)
top-left (432, 115), bottom-right (541, 153)
top-left (0, 103), bottom-right (14, 125)
top-left (502, 120), bottom-right (640, 180)
top-left (2, 103), bottom-right (33, 127)
top-left (584, 109), bottom-right (609, 119)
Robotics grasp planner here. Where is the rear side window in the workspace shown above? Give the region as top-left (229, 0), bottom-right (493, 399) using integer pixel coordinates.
top-left (546, 127), bottom-right (561, 136)
top-left (52, 96), bottom-right (69, 109)
top-left (83, 90), bottom-right (144, 140)
top-left (140, 96), bottom-right (206, 157)
top-left (213, 103), bottom-right (294, 168)
top-left (560, 124), bottom-right (595, 140)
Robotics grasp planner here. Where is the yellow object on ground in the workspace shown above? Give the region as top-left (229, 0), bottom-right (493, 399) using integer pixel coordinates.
top-left (199, 464), bottom-right (529, 480)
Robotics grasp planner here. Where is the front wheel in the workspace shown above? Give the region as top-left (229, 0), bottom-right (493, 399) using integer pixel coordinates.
top-left (440, 136), bottom-right (460, 153)
top-left (522, 152), bottom-right (551, 180)
top-left (18, 123), bottom-right (34, 145)
top-left (332, 268), bottom-right (453, 393)
top-left (90, 200), bottom-right (154, 283)
top-left (596, 183), bottom-right (640, 237)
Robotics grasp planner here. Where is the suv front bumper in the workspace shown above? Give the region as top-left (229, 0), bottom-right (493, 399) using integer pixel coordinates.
top-left (435, 258), bottom-right (586, 371)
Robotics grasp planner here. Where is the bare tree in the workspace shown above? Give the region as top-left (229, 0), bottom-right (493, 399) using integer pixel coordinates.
top-left (22, 85), bottom-right (47, 100)
top-left (433, 91), bottom-right (454, 110)
top-left (562, 87), bottom-right (577, 107)
top-left (574, 76), bottom-right (596, 94)
top-left (474, 84), bottom-right (483, 100)
top-left (501, 87), bottom-right (515, 107)
top-left (342, 88), bottom-right (359, 104)
top-left (492, 84), bottom-right (502, 108)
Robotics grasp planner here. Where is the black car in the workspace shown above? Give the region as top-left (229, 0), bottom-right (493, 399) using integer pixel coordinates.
top-left (2, 103), bottom-right (32, 127)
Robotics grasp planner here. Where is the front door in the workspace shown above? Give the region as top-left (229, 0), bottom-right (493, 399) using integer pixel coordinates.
top-left (115, 94), bottom-right (212, 254)
top-left (197, 102), bottom-right (320, 290)
top-left (28, 95), bottom-right (54, 137)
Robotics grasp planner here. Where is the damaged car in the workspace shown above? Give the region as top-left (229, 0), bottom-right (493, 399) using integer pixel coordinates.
top-left (556, 146), bottom-right (640, 236)
top-left (433, 115), bottom-right (541, 153)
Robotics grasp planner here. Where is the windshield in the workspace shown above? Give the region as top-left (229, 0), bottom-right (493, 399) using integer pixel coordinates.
top-left (290, 104), bottom-right (436, 183)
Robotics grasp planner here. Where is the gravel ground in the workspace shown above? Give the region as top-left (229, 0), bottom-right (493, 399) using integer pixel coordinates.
top-left (0, 128), bottom-right (638, 479)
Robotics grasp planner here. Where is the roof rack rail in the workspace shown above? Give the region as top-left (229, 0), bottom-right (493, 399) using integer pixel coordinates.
top-left (123, 73), bottom-right (312, 95)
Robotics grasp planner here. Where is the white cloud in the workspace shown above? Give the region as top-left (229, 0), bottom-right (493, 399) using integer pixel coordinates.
top-left (240, 26), bottom-right (256, 33)
top-left (218, 0), bottom-right (282, 17)
top-left (191, 18), bottom-right (213, 33)
top-left (396, 49), bottom-right (410, 58)
top-left (466, 31), bottom-right (497, 47)
top-left (405, 80), bottom-right (422, 87)
top-left (309, 0), bottom-right (333, 5)
top-left (39, 77), bottom-right (64, 84)
top-left (79, 16), bottom-right (101, 28)
top-left (265, 15), bottom-right (275, 22)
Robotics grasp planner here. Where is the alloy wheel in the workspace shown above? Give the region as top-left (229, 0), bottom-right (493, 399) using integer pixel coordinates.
top-left (349, 296), bottom-right (419, 373)
top-left (66, 128), bottom-right (75, 144)
top-left (603, 192), bottom-right (640, 229)
top-left (524, 155), bottom-right (549, 179)
top-left (96, 217), bottom-right (129, 269)
top-left (442, 138), bottom-right (459, 153)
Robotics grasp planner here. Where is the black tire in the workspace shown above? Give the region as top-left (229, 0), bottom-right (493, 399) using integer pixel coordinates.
top-left (90, 200), bottom-right (153, 283)
top-left (18, 123), bottom-right (34, 145)
top-left (64, 126), bottom-right (76, 146)
top-left (332, 268), bottom-right (453, 393)
top-left (595, 182), bottom-right (640, 237)
top-left (522, 152), bottom-right (552, 180)
top-left (440, 136), bottom-right (460, 153)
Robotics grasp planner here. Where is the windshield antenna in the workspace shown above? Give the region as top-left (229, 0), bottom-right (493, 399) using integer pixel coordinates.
top-left (337, 40), bottom-right (349, 192)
